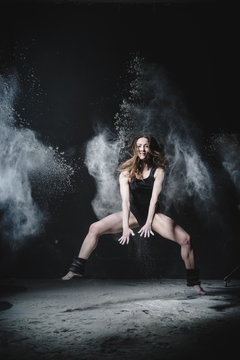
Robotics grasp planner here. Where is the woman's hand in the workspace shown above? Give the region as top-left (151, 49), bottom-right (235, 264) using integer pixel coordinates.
top-left (138, 222), bottom-right (154, 238)
top-left (118, 228), bottom-right (135, 245)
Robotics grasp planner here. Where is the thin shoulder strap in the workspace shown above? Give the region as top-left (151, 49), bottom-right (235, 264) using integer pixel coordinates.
top-left (150, 167), bottom-right (157, 177)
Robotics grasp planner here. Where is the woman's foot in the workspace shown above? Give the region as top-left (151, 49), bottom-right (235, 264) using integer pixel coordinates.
top-left (62, 271), bottom-right (83, 280)
top-left (194, 284), bottom-right (206, 295)
top-left (62, 257), bottom-right (86, 280)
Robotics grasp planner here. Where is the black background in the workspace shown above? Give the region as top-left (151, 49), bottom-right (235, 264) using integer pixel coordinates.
top-left (0, 0), bottom-right (239, 280)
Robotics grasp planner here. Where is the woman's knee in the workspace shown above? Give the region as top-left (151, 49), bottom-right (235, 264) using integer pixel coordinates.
top-left (88, 221), bottom-right (102, 236)
top-left (179, 232), bottom-right (191, 247)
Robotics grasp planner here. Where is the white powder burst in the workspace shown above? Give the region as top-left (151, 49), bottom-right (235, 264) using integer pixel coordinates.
top-left (0, 74), bottom-right (75, 248)
top-left (85, 57), bottom-right (214, 218)
top-left (84, 129), bottom-right (121, 218)
top-left (214, 134), bottom-right (240, 210)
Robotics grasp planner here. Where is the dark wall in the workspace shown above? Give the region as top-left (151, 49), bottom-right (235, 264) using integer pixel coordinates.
top-left (0, 1), bottom-right (238, 280)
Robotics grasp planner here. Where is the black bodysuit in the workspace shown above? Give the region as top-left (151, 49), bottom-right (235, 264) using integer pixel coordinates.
top-left (129, 167), bottom-right (167, 226)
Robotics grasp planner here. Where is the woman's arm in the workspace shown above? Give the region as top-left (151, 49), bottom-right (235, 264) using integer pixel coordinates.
top-left (119, 171), bottom-right (131, 230)
top-left (139, 168), bottom-right (165, 237)
top-left (118, 171), bottom-right (135, 244)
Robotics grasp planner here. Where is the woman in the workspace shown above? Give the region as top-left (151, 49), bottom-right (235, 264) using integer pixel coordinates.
top-left (62, 135), bottom-right (206, 295)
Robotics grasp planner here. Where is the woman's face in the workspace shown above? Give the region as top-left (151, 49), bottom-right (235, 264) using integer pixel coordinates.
top-left (136, 137), bottom-right (150, 161)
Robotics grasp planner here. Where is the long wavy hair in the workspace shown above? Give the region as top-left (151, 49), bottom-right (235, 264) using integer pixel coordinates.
top-left (118, 135), bottom-right (168, 179)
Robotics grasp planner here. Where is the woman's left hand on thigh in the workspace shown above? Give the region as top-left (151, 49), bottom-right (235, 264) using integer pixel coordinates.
top-left (138, 222), bottom-right (154, 238)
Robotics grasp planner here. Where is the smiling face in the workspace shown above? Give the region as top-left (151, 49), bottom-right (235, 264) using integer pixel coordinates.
top-left (136, 137), bottom-right (150, 161)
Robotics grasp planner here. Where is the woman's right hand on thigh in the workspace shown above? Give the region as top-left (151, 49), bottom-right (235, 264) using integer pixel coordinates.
top-left (118, 228), bottom-right (135, 245)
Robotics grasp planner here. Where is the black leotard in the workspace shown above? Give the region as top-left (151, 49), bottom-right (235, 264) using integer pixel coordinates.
top-left (129, 167), bottom-right (167, 226)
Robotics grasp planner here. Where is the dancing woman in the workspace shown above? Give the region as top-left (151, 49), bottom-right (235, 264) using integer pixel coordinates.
top-left (62, 135), bottom-right (205, 295)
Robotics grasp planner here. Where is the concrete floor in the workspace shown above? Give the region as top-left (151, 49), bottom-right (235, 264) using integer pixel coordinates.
top-left (0, 278), bottom-right (239, 360)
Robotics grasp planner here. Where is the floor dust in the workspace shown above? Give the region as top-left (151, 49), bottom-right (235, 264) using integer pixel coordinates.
top-left (0, 278), bottom-right (239, 359)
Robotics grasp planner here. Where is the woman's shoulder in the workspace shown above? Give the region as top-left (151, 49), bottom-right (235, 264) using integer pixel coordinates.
top-left (153, 166), bottom-right (165, 178)
top-left (119, 170), bottom-right (130, 181)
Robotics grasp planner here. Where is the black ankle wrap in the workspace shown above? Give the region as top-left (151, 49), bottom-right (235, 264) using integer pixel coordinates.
top-left (69, 257), bottom-right (86, 276)
top-left (186, 268), bottom-right (201, 286)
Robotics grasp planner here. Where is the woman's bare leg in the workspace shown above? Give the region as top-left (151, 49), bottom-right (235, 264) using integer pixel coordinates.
top-left (152, 213), bottom-right (206, 295)
top-left (62, 211), bottom-right (138, 280)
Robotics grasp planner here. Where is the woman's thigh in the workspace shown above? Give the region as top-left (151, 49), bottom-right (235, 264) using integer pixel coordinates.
top-left (96, 211), bottom-right (139, 235)
top-left (152, 213), bottom-right (188, 244)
